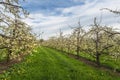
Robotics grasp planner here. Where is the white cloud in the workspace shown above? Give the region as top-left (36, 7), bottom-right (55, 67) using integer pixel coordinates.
top-left (24, 0), bottom-right (120, 40)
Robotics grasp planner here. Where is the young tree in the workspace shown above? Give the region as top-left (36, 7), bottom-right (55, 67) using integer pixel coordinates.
top-left (71, 21), bottom-right (86, 58)
top-left (64, 34), bottom-right (72, 54)
top-left (58, 29), bottom-right (64, 51)
top-left (87, 17), bottom-right (120, 66)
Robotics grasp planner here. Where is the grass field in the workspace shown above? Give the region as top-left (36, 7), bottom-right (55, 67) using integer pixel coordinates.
top-left (75, 51), bottom-right (120, 71)
top-left (0, 47), bottom-right (120, 80)
top-left (62, 48), bottom-right (120, 71)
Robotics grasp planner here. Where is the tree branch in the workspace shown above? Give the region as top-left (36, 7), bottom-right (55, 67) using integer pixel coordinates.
top-left (0, 2), bottom-right (22, 8)
top-left (100, 8), bottom-right (120, 15)
top-left (0, 33), bottom-right (12, 39)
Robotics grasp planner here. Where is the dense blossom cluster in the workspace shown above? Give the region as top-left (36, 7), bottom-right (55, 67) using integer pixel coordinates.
top-left (0, 0), bottom-right (37, 62)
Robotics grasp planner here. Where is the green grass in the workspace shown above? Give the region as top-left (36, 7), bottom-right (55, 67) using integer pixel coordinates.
top-left (0, 47), bottom-right (120, 80)
top-left (73, 51), bottom-right (120, 71)
top-left (62, 47), bottom-right (120, 71)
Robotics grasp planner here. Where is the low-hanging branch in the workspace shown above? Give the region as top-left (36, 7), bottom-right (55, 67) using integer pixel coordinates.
top-left (0, 46), bottom-right (8, 49)
top-left (0, 2), bottom-right (22, 8)
top-left (0, 33), bottom-right (12, 39)
top-left (100, 8), bottom-right (120, 15)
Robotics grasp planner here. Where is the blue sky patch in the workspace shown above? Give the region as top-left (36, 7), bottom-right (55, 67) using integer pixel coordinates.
top-left (21, 0), bottom-right (84, 15)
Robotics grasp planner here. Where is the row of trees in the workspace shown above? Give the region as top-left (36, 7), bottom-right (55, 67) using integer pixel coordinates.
top-left (0, 0), bottom-right (37, 62)
top-left (43, 9), bottom-right (120, 66)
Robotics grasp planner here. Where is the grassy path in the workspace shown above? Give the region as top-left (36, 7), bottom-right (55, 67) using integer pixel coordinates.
top-left (0, 47), bottom-right (120, 80)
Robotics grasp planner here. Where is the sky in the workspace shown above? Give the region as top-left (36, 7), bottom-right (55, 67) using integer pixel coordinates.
top-left (21, 0), bottom-right (120, 39)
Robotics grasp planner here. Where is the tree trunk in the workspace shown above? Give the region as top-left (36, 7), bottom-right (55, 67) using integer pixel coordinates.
top-left (67, 46), bottom-right (70, 55)
top-left (96, 53), bottom-right (100, 66)
top-left (76, 46), bottom-right (79, 58)
top-left (95, 27), bottom-right (100, 66)
top-left (76, 31), bottom-right (80, 58)
top-left (6, 49), bottom-right (12, 63)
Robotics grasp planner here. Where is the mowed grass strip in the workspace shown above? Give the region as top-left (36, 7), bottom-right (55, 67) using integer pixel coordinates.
top-left (0, 47), bottom-right (120, 80)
